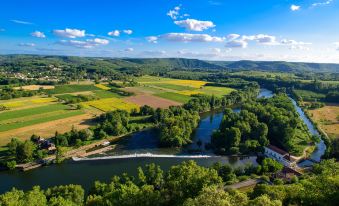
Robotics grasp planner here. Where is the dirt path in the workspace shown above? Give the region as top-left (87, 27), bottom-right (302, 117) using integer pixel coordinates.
top-left (225, 179), bottom-right (263, 190)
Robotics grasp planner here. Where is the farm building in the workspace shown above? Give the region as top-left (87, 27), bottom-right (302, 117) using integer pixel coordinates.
top-left (264, 145), bottom-right (298, 167)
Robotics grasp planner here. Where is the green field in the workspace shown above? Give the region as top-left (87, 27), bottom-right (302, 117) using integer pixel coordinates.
top-left (198, 86), bottom-right (235, 97)
top-left (0, 104), bottom-right (68, 121)
top-left (0, 110), bottom-right (84, 132)
top-left (93, 90), bottom-right (122, 98)
top-left (47, 84), bottom-right (99, 94)
top-left (294, 89), bottom-right (326, 101)
top-left (151, 83), bottom-right (196, 91)
top-left (155, 92), bottom-right (192, 103)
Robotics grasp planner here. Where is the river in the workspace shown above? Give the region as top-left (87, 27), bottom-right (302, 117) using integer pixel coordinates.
top-left (290, 98), bottom-right (326, 165)
top-left (0, 89), bottom-right (324, 193)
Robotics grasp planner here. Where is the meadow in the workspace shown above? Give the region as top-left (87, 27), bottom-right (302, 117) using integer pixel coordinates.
top-left (47, 84), bottom-right (99, 94)
top-left (0, 97), bottom-right (57, 109)
top-left (154, 92), bottom-right (192, 103)
top-left (0, 104), bottom-right (84, 132)
top-left (308, 103), bottom-right (339, 139)
top-left (294, 89), bottom-right (326, 101)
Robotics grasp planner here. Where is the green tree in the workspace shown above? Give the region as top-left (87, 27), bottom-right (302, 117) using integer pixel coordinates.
top-left (165, 161), bottom-right (222, 205)
top-left (16, 140), bottom-right (36, 163)
top-left (261, 158), bottom-right (283, 174)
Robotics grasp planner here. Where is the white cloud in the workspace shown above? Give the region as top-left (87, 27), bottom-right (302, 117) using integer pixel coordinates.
top-left (10, 19), bottom-right (33, 25)
top-left (167, 5), bottom-right (181, 20)
top-left (312, 0), bottom-right (333, 7)
top-left (125, 48), bottom-right (134, 52)
top-left (281, 39), bottom-right (311, 45)
top-left (211, 48), bottom-right (221, 53)
top-left (123, 30), bottom-right (133, 35)
top-left (226, 34), bottom-right (241, 41)
top-left (146, 36), bottom-right (158, 43)
top-left (290, 5), bottom-right (301, 11)
top-left (108, 30), bottom-right (120, 37)
top-left (18, 43), bottom-right (35, 47)
top-left (334, 42), bottom-right (339, 50)
top-left (280, 39), bottom-right (312, 50)
top-left (53, 28), bottom-right (85, 38)
top-left (160, 33), bottom-right (224, 42)
top-left (31, 31), bottom-right (46, 38)
top-left (58, 38), bottom-right (109, 48)
top-left (243, 34), bottom-right (277, 44)
top-left (225, 40), bottom-right (248, 48)
top-left (88, 38), bottom-right (109, 45)
top-left (174, 19), bottom-right (215, 31)
top-left (289, 45), bottom-right (310, 50)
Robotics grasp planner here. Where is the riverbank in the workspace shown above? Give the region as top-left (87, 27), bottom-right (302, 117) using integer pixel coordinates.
top-left (72, 153), bottom-right (221, 161)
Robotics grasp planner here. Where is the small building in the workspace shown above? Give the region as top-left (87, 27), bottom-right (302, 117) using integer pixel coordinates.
top-left (264, 145), bottom-right (298, 167)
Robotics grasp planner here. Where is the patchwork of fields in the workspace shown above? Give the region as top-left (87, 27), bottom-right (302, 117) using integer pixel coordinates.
top-left (122, 76), bottom-right (235, 107)
top-left (0, 83), bottom-right (128, 145)
top-left (0, 76), bottom-right (235, 145)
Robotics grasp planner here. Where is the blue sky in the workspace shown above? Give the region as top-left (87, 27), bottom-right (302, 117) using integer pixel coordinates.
top-left (1, 0), bottom-right (339, 62)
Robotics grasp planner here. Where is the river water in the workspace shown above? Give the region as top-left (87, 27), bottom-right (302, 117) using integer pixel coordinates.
top-left (290, 98), bottom-right (326, 164)
top-left (0, 89), bottom-right (324, 193)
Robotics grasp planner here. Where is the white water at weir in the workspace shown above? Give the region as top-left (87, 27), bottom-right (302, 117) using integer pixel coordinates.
top-left (72, 153), bottom-right (221, 161)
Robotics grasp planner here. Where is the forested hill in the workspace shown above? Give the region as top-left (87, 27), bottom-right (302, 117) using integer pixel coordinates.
top-left (209, 60), bottom-right (339, 73)
top-left (1, 55), bottom-right (339, 74)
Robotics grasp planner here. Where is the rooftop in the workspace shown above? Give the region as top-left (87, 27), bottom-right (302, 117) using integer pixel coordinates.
top-left (266, 145), bottom-right (288, 156)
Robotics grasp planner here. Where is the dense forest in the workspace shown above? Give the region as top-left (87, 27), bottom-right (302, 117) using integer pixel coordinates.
top-left (0, 159), bottom-right (338, 206)
top-left (212, 94), bottom-right (313, 156)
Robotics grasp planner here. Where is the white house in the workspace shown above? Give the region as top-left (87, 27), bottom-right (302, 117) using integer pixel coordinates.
top-left (264, 145), bottom-right (298, 167)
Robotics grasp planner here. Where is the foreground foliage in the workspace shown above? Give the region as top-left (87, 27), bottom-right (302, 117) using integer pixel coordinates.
top-left (0, 159), bottom-right (338, 206)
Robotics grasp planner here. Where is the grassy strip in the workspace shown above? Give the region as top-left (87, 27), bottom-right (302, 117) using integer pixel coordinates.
top-left (151, 83), bottom-right (196, 91)
top-left (155, 92), bottom-right (192, 103)
top-left (47, 84), bottom-right (99, 94)
top-left (0, 110), bottom-right (84, 132)
top-left (93, 90), bottom-right (122, 99)
top-left (293, 89), bottom-right (326, 101)
top-left (0, 104), bottom-right (68, 121)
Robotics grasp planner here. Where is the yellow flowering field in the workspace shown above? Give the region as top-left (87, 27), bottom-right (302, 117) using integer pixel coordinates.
top-left (1, 97), bottom-right (57, 108)
top-left (95, 84), bottom-right (111, 90)
top-left (82, 98), bottom-right (139, 112)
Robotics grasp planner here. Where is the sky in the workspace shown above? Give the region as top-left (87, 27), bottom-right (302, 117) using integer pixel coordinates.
top-left (0, 0), bottom-right (339, 63)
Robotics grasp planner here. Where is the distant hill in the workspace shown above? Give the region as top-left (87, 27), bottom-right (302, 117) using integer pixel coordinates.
top-left (210, 60), bottom-right (339, 73)
top-left (1, 55), bottom-right (339, 74)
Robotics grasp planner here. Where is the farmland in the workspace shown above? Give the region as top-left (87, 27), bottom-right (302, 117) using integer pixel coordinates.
top-left (124, 94), bottom-right (182, 108)
top-left (308, 103), bottom-right (339, 139)
top-left (47, 84), bottom-right (99, 94)
top-left (82, 97), bottom-right (139, 112)
top-left (0, 83), bottom-right (122, 145)
top-left (14, 85), bottom-right (55, 91)
top-left (0, 76), bottom-right (236, 146)
top-left (125, 76), bottom-right (235, 106)
top-left (294, 89), bottom-right (326, 101)
top-left (154, 92), bottom-right (192, 103)
top-left (0, 96), bottom-right (57, 110)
